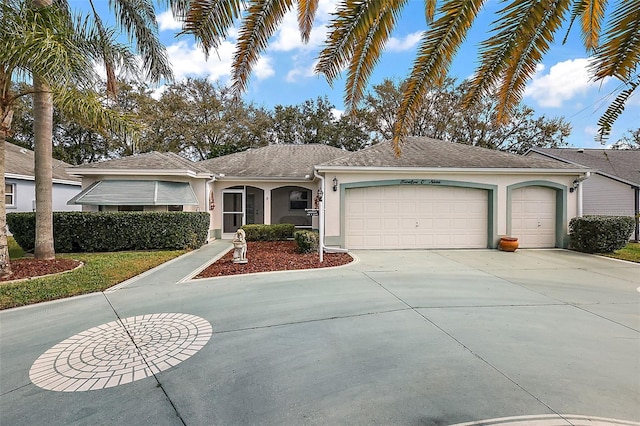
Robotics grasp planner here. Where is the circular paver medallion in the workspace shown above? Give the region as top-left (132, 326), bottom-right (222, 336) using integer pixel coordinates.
top-left (29, 313), bottom-right (212, 392)
top-left (449, 415), bottom-right (640, 426)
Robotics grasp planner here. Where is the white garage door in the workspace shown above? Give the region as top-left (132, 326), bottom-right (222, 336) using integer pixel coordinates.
top-left (345, 185), bottom-right (488, 249)
top-left (511, 186), bottom-right (556, 248)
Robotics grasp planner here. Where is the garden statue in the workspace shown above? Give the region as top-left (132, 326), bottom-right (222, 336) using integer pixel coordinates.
top-left (232, 229), bottom-right (248, 263)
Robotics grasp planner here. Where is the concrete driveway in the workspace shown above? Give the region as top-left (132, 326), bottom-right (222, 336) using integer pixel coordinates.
top-left (1, 243), bottom-right (639, 425)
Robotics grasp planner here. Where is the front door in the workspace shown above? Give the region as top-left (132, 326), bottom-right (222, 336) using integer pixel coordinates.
top-left (222, 189), bottom-right (244, 238)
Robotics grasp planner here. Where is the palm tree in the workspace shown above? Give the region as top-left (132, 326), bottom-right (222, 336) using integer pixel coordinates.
top-left (0, 1), bottom-right (139, 276)
top-left (177, 0), bottom-right (639, 151)
top-left (29, 0), bottom-right (171, 262)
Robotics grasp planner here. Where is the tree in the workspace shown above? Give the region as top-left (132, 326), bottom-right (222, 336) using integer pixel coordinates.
top-left (364, 78), bottom-right (571, 154)
top-left (611, 129), bottom-right (640, 150)
top-left (271, 96), bottom-right (371, 150)
top-left (177, 0), bottom-right (639, 150)
top-left (0, 0), bottom-right (140, 274)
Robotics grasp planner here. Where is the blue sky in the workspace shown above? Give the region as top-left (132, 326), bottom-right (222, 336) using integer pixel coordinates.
top-left (78, 0), bottom-right (638, 148)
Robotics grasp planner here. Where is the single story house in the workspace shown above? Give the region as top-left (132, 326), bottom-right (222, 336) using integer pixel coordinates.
top-left (526, 148), bottom-right (640, 241)
top-left (68, 137), bottom-right (590, 250)
top-left (4, 141), bottom-right (81, 213)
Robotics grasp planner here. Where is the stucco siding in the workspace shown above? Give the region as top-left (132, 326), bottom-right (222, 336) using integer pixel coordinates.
top-left (582, 174), bottom-right (635, 216)
top-left (6, 178), bottom-right (81, 212)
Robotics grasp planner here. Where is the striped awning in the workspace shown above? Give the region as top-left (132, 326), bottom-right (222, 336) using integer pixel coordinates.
top-left (67, 180), bottom-right (199, 205)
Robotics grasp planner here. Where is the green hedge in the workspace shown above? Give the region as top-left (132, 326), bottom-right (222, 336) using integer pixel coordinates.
top-left (293, 230), bottom-right (319, 253)
top-left (569, 215), bottom-right (635, 253)
top-left (241, 224), bottom-right (295, 241)
top-left (7, 211), bottom-right (209, 253)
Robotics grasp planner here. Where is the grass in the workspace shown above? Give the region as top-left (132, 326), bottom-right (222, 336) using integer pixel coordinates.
top-left (8, 236), bottom-right (25, 259)
top-left (0, 248), bottom-right (186, 310)
top-left (603, 243), bottom-right (640, 263)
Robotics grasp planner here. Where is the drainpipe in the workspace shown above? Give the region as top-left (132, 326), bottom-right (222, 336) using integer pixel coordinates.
top-left (313, 169), bottom-right (324, 263)
top-left (634, 186), bottom-right (639, 242)
top-left (205, 176), bottom-right (216, 242)
top-left (576, 172), bottom-right (590, 217)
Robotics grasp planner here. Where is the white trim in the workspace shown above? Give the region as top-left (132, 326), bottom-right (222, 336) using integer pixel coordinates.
top-left (315, 166), bottom-right (590, 174)
top-left (4, 182), bottom-right (15, 207)
top-left (5, 173), bottom-right (81, 186)
top-left (216, 176), bottom-right (315, 182)
top-left (66, 168), bottom-right (213, 179)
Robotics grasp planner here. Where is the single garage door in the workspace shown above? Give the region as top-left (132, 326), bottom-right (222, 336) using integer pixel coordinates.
top-left (345, 185), bottom-right (488, 249)
top-left (510, 186), bottom-right (556, 248)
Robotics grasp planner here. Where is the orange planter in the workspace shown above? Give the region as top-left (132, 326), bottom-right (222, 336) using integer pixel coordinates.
top-left (499, 236), bottom-right (519, 252)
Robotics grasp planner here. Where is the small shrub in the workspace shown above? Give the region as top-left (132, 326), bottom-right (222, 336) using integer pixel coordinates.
top-left (294, 230), bottom-right (319, 253)
top-left (6, 211), bottom-right (209, 253)
top-left (569, 215), bottom-right (635, 253)
top-left (241, 224), bottom-right (295, 241)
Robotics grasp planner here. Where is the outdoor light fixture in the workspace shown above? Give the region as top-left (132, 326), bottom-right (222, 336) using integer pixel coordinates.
top-left (317, 188), bottom-right (323, 202)
top-left (332, 177), bottom-right (338, 192)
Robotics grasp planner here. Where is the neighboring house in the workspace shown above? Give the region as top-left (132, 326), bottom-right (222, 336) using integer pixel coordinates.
top-left (69, 138), bottom-right (590, 249)
top-left (4, 141), bottom-right (81, 213)
top-left (526, 148), bottom-right (640, 242)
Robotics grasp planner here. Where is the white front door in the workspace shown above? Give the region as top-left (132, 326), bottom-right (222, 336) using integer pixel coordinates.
top-left (510, 186), bottom-right (556, 248)
top-left (222, 189), bottom-right (245, 238)
top-left (344, 185), bottom-right (488, 249)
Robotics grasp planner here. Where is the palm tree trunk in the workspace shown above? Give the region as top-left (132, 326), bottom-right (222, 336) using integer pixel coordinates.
top-left (1, 69), bottom-right (13, 278)
top-left (0, 131), bottom-right (10, 278)
top-left (33, 75), bottom-right (55, 260)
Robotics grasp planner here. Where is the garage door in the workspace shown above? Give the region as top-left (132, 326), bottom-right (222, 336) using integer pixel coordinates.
top-left (345, 185), bottom-right (488, 249)
top-left (510, 186), bottom-right (556, 248)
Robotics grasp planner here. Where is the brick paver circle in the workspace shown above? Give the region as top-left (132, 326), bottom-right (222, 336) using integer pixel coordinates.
top-left (29, 313), bottom-right (212, 392)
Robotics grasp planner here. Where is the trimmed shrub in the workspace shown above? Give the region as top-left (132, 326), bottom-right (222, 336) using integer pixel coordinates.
top-left (6, 211), bottom-right (209, 253)
top-left (569, 215), bottom-right (635, 253)
top-left (294, 230), bottom-right (319, 253)
top-left (241, 224), bottom-right (295, 241)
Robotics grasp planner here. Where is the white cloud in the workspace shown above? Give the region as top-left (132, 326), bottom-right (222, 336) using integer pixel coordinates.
top-left (165, 40), bottom-right (233, 81)
top-left (524, 58), bottom-right (607, 108)
top-left (158, 10), bottom-right (182, 31)
top-left (254, 56), bottom-right (275, 80)
top-left (286, 60), bottom-right (318, 82)
top-left (331, 108), bottom-right (343, 120)
top-left (271, 10), bottom-right (327, 51)
top-left (386, 31), bottom-right (423, 52)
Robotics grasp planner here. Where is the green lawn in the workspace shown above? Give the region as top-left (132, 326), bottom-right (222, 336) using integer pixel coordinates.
top-left (603, 243), bottom-right (640, 263)
top-left (1, 244), bottom-right (186, 310)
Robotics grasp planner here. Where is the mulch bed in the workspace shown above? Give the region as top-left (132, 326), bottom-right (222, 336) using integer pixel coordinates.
top-left (1, 258), bottom-right (82, 283)
top-left (195, 240), bottom-right (353, 279)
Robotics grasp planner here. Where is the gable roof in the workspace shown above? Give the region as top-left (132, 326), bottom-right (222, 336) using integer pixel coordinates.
top-left (319, 137), bottom-right (585, 170)
top-left (198, 144), bottom-right (347, 179)
top-left (4, 142), bottom-right (80, 183)
top-left (68, 151), bottom-right (211, 177)
top-left (528, 148), bottom-right (640, 186)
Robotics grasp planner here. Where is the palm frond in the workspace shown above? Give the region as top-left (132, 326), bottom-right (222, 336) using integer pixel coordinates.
top-left (563, 0), bottom-right (607, 51)
top-left (178, 0), bottom-right (244, 55)
top-left (298, 0), bottom-right (319, 43)
top-left (490, 0), bottom-right (572, 123)
top-left (316, 0), bottom-right (389, 85)
top-left (393, 0), bottom-right (485, 154)
top-left (592, 0), bottom-right (640, 81)
top-left (53, 84), bottom-right (138, 137)
top-left (345, 0), bottom-right (408, 110)
top-left (232, 0), bottom-right (295, 94)
top-left (596, 76), bottom-right (638, 142)
top-left (109, 0), bottom-right (173, 82)
top-left (425, 0), bottom-right (437, 23)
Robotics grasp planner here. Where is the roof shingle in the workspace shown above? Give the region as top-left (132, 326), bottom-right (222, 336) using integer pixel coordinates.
top-left (320, 137), bottom-right (583, 169)
top-left (69, 151), bottom-right (210, 173)
top-left (530, 148), bottom-right (640, 185)
top-left (198, 144), bottom-right (347, 178)
top-left (4, 142), bottom-right (80, 182)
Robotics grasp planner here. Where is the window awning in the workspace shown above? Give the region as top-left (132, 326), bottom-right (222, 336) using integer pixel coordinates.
top-left (68, 180), bottom-right (199, 206)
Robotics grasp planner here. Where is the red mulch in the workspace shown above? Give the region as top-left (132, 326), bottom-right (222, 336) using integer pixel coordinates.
top-left (195, 240), bottom-right (353, 279)
top-left (0, 258), bottom-right (82, 282)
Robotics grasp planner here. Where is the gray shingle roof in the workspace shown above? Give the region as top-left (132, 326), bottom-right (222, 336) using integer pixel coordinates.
top-left (4, 142), bottom-right (80, 182)
top-left (320, 137), bottom-right (583, 169)
top-left (69, 151), bottom-right (210, 173)
top-left (198, 144), bottom-right (347, 178)
top-left (530, 148), bottom-right (640, 185)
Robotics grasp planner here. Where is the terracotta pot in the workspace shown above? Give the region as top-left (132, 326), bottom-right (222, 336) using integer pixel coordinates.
top-left (499, 236), bottom-right (519, 252)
